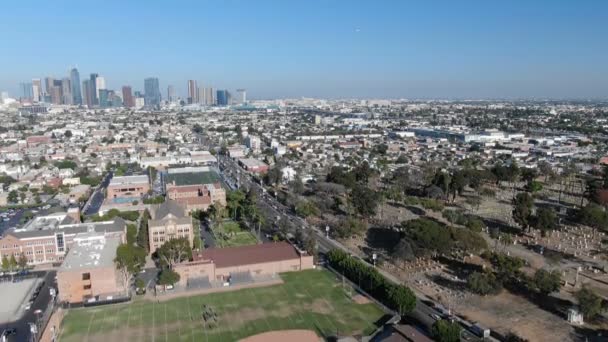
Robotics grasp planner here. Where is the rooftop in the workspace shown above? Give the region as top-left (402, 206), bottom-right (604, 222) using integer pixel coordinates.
top-left (109, 175), bottom-right (149, 186)
top-left (59, 233), bottom-right (120, 271)
top-left (164, 170), bottom-right (221, 186)
top-left (196, 242), bottom-right (301, 269)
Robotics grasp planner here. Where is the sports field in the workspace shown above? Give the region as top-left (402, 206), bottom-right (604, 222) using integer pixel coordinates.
top-left (59, 270), bottom-right (385, 342)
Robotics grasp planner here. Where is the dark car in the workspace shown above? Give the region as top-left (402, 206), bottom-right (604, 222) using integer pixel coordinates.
top-left (2, 328), bottom-right (17, 336)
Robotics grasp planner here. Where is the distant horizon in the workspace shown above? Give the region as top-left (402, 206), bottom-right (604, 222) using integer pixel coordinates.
top-left (1, 0), bottom-right (607, 99)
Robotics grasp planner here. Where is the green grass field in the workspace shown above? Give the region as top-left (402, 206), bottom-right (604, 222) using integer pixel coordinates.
top-left (59, 270), bottom-right (385, 342)
top-left (213, 221), bottom-right (258, 248)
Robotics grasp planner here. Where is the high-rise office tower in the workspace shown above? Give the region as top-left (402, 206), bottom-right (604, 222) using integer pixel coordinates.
top-left (50, 83), bottom-right (62, 104)
top-left (32, 79), bottom-right (42, 102)
top-left (216, 89), bottom-right (228, 106)
top-left (61, 78), bottom-right (72, 105)
top-left (70, 68), bottom-right (82, 105)
top-left (89, 73), bottom-right (98, 105)
top-left (82, 80), bottom-right (91, 108)
top-left (198, 87), bottom-right (205, 105)
top-left (122, 86), bottom-right (134, 107)
top-left (236, 89), bottom-right (247, 104)
top-left (99, 89), bottom-right (112, 108)
top-left (187, 80), bottom-right (198, 104)
top-left (144, 77), bottom-right (161, 108)
top-left (20, 82), bottom-right (33, 100)
top-left (95, 76), bottom-right (106, 100)
top-left (44, 77), bottom-right (55, 97)
top-left (167, 85), bottom-right (175, 102)
top-left (203, 87), bottom-right (215, 105)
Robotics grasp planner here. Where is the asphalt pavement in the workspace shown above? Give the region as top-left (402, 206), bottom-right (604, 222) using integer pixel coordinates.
top-left (0, 271), bottom-right (57, 342)
top-left (83, 172), bottom-right (112, 215)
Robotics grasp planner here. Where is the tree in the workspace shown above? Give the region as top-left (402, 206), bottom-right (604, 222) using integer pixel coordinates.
top-left (392, 238), bottom-right (416, 263)
top-left (17, 253), bottom-right (28, 270)
top-left (449, 170), bottom-right (468, 201)
top-left (114, 244), bottom-right (146, 295)
top-left (64, 130), bottom-right (73, 138)
top-left (135, 278), bottom-right (146, 293)
top-left (126, 224), bottom-right (137, 245)
top-left (354, 161), bottom-right (373, 184)
top-left (533, 269), bottom-right (561, 295)
top-left (304, 230), bottom-right (317, 259)
top-left (512, 192), bottom-right (534, 230)
top-left (387, 283), bottom-right (416, 315)
top-left (432, 320), bottom-right (462, 342)
top-left (333, 216), bottom-right (367, 238)
top-left (137, 209), bottom-right (150, 251)
top-left (432, 171), bottom-right (451, 201)
top-left (467, 271), bottom-right (502, 295)
top-left (295, 200), bottom-right (319, 218)
top-left (156, 238), bottom-right (192, 269)
top-left (402, 218), bottom-right (452, 257)
top-left (7, 190), bottom-right (18, 203)
top-left (577, 203), bottom-right (608, 232)
top-left (9, 254), bottom-right (17, 272)
top-left (350, 185), bottom-right (380, 217)
top-left (1, 255), bottom-right (9, 271)
top-left (532, 207), bottom-right (558, 236)
top-left (576, 287), bottom-right (604, 320)
top-left (289, 176), bottom-right (305, 195)
top-left (157, 268), bottom-right (180, 286)
top-left (525, 180), bottom-right (543, 193)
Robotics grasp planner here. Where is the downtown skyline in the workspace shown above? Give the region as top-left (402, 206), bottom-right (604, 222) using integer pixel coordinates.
top-left (0, 0), bottom-right (607, 99)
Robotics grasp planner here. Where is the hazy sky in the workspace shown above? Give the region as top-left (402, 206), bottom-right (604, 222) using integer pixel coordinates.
top-left (1, 0), bottom-right (607, 99)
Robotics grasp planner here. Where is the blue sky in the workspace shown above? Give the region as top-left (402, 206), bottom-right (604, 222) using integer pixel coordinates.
top-left (1, 0), bottom-right (607, 99)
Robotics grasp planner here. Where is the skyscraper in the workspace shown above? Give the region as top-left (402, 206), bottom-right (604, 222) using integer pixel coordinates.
top-left (50, 80), bottom-right (63, 105)
top-left (236, 89), bottom-right (247, 104)
top-left (20, 82), bottom-right (33, 100)
top-left (89, 73), bottom-right (98, 105)
top-left (70, 68), bottom-right (82, 105)
top-left (122, 86), bottom-right (134, 107)
top-left (167, 85), bottom-right (176, 102)
top-left (32, 79), bottom-right (42, 102)
top-left (198, 87), bottom-right (205, 106)
top-left (99, 89), bottom-right (112, 108)
top-left (187, 80), bottom-right (198, 104)
top-left (203, 87), bottom-right (215, 105)
top-left (144, 77), bottom-right (161, 108)
top-left (216, 89), bottom-right (228, 106)
top-left (82, 80), bottom-right (92, 108)
top-left (61, 78), bottom-right (72, 105)
top-left (95, 76), bottom-right (106, 101)
top-left (44, 77), bottom-right (54, 97)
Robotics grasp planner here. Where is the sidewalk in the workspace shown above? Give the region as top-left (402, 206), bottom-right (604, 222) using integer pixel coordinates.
top-left (39, 307), bottom-right (64, 342)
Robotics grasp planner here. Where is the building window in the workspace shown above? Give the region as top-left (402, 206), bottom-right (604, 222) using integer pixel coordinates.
top-left (82, 273), bottom-right (91, 280)
top-left (83, 285), bottom-right (91, 290)
top-left (56, 233), bottom-right (65, 253)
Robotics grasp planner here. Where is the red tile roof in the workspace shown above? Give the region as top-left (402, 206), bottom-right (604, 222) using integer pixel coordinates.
top-left (196, 242), bottom-right (301, 268)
